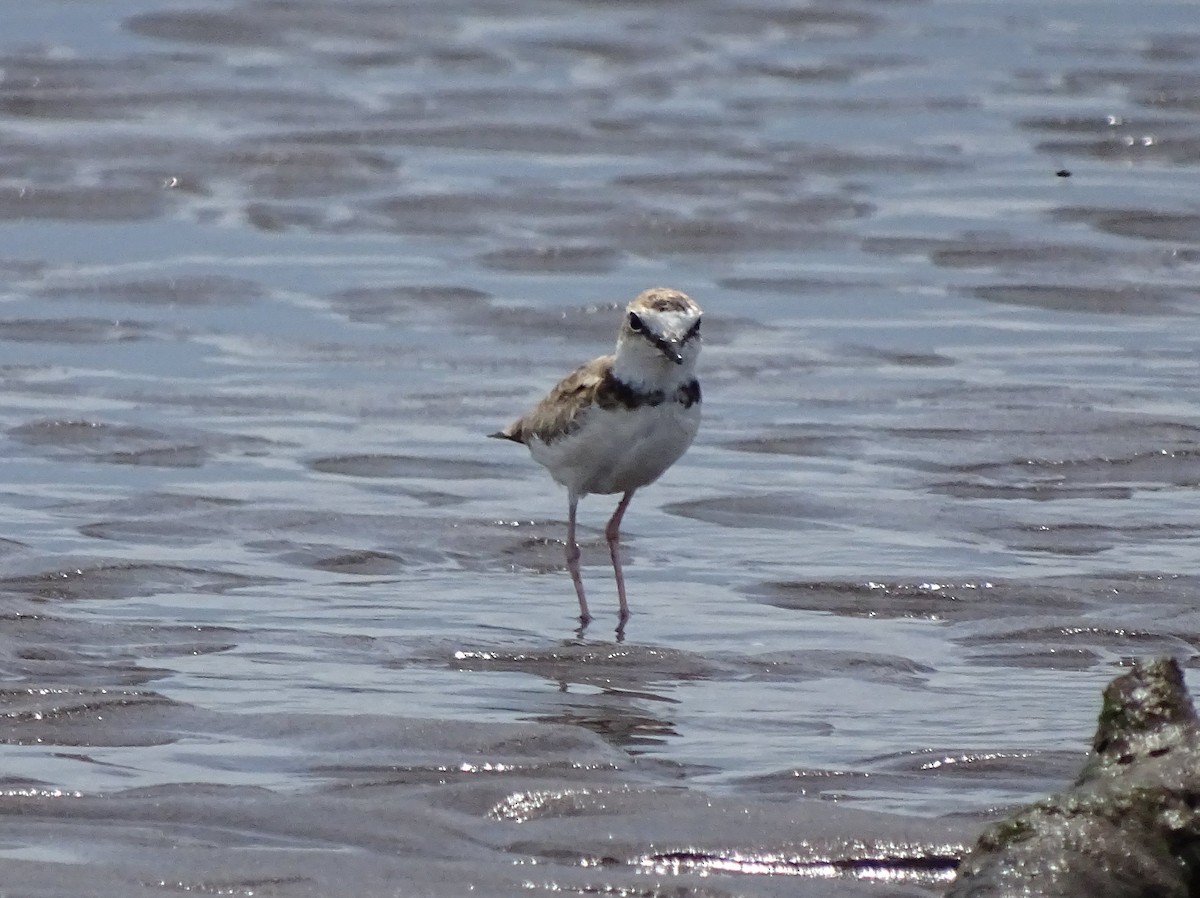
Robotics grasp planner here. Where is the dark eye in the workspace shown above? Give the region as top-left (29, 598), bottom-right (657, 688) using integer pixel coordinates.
top-left (627, 311), bottom-right (644, 332)
top-left (685, 318), bottom-right (701, 340)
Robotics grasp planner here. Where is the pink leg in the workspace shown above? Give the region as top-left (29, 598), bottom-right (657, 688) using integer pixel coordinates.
top-left (566, 492), bottom-right (590, 623)
top-left (605, 489), bottom-right (636, 621)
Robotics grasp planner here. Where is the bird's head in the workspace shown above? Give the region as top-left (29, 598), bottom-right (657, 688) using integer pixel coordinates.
top-left (615, 288), bottom-right (702, 380)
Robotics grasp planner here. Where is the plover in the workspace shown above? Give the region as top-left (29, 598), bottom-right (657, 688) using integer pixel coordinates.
top-left (491, 287), bottom-right (703, 626)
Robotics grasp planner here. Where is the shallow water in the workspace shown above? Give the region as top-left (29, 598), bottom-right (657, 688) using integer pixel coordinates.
top-left (3, 0), bottom-right (1200, 893)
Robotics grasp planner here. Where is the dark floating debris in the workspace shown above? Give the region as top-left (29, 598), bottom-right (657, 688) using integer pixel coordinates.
top-left (1055, 169), bottom-right (1072, 177)
top-left (948, 657), bottom-right (1200, 897)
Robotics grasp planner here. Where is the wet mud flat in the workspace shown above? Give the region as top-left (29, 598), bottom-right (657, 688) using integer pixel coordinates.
top-left (2, 649), bottom-right (965, 896)
top-left (3, 0), bottom-right (1200, 894)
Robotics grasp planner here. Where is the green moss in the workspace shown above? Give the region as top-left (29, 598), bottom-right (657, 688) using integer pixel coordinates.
top-left (978, 814), bottom-right (1036, 851)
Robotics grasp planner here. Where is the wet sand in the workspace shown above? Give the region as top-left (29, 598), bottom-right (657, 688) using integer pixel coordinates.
top-left (2, 0), bottom-right (1200, 893)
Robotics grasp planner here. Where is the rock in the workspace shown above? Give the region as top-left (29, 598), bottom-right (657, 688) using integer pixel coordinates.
top-left (947, 657), bottom-right (1200, 897)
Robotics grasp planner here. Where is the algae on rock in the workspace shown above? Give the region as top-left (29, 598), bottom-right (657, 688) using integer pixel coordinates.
top-left (947, 657), bottom-right (1200, 898)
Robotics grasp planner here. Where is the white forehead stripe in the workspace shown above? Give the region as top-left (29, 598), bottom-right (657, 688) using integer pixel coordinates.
top-left (639, 308), bottom-right (699, 337)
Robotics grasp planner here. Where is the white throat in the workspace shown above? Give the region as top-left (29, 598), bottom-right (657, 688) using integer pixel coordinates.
top-left (611, 335), bottom-right (698, 389)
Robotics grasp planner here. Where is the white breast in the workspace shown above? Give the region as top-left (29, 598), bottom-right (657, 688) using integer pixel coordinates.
top-left (528, 401), bottom-right (700, 496)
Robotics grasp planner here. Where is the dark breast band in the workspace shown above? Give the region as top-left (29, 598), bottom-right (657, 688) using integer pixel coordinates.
top-left (597, 372), bottom-right (701, 411)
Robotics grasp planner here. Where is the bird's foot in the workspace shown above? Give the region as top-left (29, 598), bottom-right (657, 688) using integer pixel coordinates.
top-left (574, 611), bottom-right (592, 640)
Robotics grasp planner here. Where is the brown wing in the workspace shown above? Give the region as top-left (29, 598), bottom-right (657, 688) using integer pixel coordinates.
top-left (490, 355), bottom-right (612, 445)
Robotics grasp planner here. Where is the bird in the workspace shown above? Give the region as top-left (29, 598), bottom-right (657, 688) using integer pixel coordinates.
top-left (490, 287), bottom-right (703, 627)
